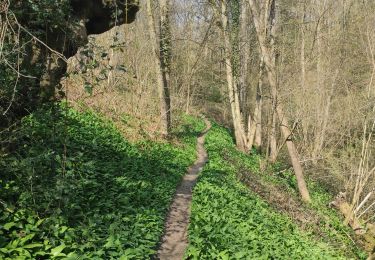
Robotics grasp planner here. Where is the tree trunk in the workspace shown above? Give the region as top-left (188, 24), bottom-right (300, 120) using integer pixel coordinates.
top-left (269, 0), bottom-right (278, 162)
top-left (145, 0), bottom-right (171, 137)
top-left (247, 60), bottom-right (263, 151)
top-left (159, 0), bottom-right (172, 134)
top-left (239, 0), bottom-right (249, 114)
top-left (269, 102), bottom-right (278, 162)
top-left (300, 4), bottom-right (309, 146)
top-left (312, 1), bottom-right (329, 162)
top-left (248, 0), bottom-right (311, 203)
top-left (221, 0), bottom-right (247, 151)
top-left (254, 60), bottom-right (263, 149)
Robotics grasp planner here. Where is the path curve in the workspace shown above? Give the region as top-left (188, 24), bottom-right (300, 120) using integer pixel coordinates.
top-left (157, 119), bottom-right (211, 260)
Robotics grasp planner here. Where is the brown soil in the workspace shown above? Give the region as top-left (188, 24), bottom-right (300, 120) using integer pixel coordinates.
top-left (157, 120), bottom-right (211, 260)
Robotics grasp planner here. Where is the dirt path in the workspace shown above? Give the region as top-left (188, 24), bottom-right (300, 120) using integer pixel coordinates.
top-left (157, 119), bottom-right (211, 260)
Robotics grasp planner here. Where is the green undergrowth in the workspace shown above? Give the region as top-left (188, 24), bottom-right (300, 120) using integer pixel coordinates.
top-left (252, 158), bottom-right (365, 258)
top-left (223, 143), bottom-right (365, 257)
top-left (0, 103), bottom-right (204, 259)
top-left (244, 155), bottom-right (367, 259)
top-left (185, 122), bottom-right (355, 259)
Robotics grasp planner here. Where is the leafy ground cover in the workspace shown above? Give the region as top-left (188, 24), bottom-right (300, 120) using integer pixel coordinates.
top-left (185, 122), bottom-right (364, 259)
top-left (0, 103), bottom-right (204, 259)
top-left (238, 161), bottom-right (366, 259)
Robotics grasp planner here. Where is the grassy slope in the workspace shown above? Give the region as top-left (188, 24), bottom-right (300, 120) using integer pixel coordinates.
top-left (186, 122), bottom-right (365, 260)
top-left (0, 104), bottom-right (205, 259)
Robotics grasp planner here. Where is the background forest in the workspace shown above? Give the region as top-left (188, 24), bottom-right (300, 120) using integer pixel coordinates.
top-left (1, 0), bottom-right (374, 259)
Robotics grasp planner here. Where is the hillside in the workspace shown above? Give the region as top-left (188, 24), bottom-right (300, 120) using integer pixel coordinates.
top-left (0, 108), bottom-right (370, 259)
top-left (186, 123), bottom-right (366, 259)
top-left (1, 0), bottom-right (375, 259)
top-left (0, 105), bottom-right (205, 259)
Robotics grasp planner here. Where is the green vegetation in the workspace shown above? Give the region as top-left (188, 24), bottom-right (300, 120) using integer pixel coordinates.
top-left (0, 104), bottom-right (204, 259)
top-left (2, 0), bottom-right (374, 259)
top-left (185, 122), bottom-right (360, 259)
top-left (268, 169), bottom-right (361, 245)
top-left (1, 0), bottom-right (72, 122)
top-left (242, 155), bottom-right (365, 258)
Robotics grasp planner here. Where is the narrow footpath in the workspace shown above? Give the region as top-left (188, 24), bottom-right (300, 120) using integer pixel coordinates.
top-left (157, 119), bottom-right (211, 260)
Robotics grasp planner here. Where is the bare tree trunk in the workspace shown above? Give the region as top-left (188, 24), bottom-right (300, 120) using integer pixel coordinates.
top-left (269, 0), bottom-right (278, 162)
top-left (300, 3), bottom-right (309, 146)
top-left (312, 1), bottom-right (327, 161)
top-left (240, 0), bottom-right (263, 152)
top-left (269, 102), bottom-right (278, 162)
top-left (265, 102), bottom-right (272, 160)
top-left (146, 0), bottom-right (171, 137)
top-left (247, 114), bottom-right (256, 149)
top-left (249, 0), bottom-right (311, 203)
top-left (239, 0), bottom-right (249, 114)
top-left (314, 71), bottom-right (337, 160)
top-left (246, 85), bottom-right (262, 151)
top-left (254, 60), bottom-right (263, 149)
top-left (185, 83), bottom-right (191, 114)
top-left (221, 0), bottom-right (247, 151)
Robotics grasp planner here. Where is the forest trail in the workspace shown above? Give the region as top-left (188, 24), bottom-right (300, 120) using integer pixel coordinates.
top-left (157, 119), bottom-right (211, 260)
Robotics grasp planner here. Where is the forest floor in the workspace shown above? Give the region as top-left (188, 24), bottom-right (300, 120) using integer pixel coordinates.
top-left (157, 119), bottom-right (211, 260)
top-left (0, 107), bottom-right (369, 259)
top-left (184, 122), bottom-right (366, 259)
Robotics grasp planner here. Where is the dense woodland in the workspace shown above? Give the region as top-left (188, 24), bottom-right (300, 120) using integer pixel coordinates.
top-left (1, 0), bottom-right (375, 259)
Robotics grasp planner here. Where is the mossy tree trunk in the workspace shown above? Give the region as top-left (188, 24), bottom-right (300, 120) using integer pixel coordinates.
top-left (220, 0), bottom-right (248, 152)
top-left (145, 0), bottom-right (171, 137)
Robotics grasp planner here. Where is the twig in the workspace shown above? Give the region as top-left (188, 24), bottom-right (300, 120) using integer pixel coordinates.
top-left (299, 157), bottom-right (323, 163)
top-left (364, 214), bottom-right (375, 225)
top-left (2, 14), bottom-right (20, 116)
top-left (8, 10), bottom-right (67, 62)
top-left (355, 190), bottom-right (373, 215)
top-left (3, 59), bottom-right (37, 79)
top-left (342, 229), bottom-right (357, 246)
top-left (358, 197), bottom-right (375, 220)
top-left (1, 6), bottom-right (68, 115)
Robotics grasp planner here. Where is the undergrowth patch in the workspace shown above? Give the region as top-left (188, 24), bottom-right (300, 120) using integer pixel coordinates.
top-left (0, 103), bottom-right (204, 259)
top-left (227, 149), bottom-right (365, 258)
top-left (185, 122), bottom-right (358, 259)
top-left (248, 157), bottom-right (366, 258)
